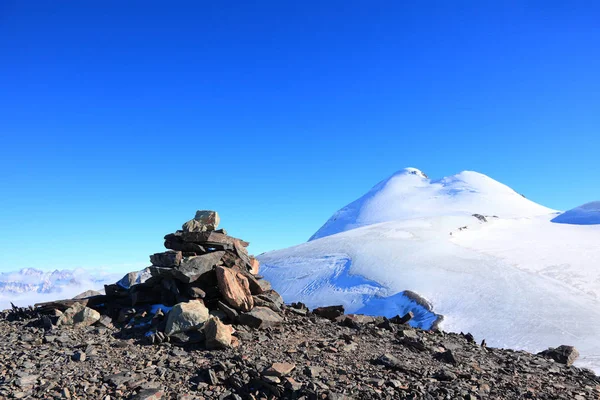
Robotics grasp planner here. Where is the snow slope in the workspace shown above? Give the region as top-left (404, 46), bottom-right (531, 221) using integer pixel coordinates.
top-left (552, 201), bottom-right (600, 225)
top-left (260, 169), bottom-right (600, 372)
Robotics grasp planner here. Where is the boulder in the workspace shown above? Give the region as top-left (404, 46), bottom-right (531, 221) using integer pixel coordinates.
top-left (195, 210), bottom-right (220, 228)
top-left (313, 305), bottom-right (344, 320)
top-left (73, 307), bottom-right (101, 327)
top-left (204, 317), bottom-right (232, 349)
top-left (164, 300), bottom-right (210, 336)
top-left (216, 266), bottom-right (254, 312)
top-left (238, 306), bottom-right (283, 329)
top-left (56, 302), bottom-right (86, 326)
top-left (171, 251), bottom-right (225, 283)
top-left (150, 251), bottom-right (182, 267)
top-left (538, 345), bottom-right (580, 366)
top-left (183, 211), bottom-right (220, 232)
top-left (256, 290), bottom-right (284, 309)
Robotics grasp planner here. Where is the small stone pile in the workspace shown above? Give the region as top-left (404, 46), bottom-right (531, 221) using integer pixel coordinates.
top-left (34, 210), bottom-right (284, 349)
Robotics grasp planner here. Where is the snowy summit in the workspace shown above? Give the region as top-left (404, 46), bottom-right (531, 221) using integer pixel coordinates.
top-left (310, 167), bottom-right (555, 240)
top-left (259, 168), bottom-right (600, 372)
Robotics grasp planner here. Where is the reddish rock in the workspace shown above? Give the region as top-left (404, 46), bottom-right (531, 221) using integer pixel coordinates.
top-left (216, 266), bottom-right (254, 312)
top-left (249, 257), bottom-right (260, 275)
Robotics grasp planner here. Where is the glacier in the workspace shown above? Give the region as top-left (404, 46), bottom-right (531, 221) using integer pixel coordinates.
top-left (259, 168), bottom-right (600, 372)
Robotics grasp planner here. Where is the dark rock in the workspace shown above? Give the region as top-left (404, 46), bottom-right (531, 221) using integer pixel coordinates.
top-left (538, 345), bottom-right (580, 366)
top-left (150, 251), bottom-right (182, 267)
top-left (434, 349), bottom-right (458, 364)
top-left (217, 301), bottom-right (239, 321)
top-left (313, 305), bottom-right (344, 320)
top-left (390, 311), bottom-right (414, 325)
top-left (171, 251), bottom-right (225, 283)
top-left (71, 350), bottom-right (86, 362)
top-left (432, 368), bottom-right (457, 381)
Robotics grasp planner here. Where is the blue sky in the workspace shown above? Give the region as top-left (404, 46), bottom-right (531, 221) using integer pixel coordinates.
top-left (1, 2), bottom-right (599, 272)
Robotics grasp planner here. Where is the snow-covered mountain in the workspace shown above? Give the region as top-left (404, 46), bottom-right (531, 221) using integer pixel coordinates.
top-left (0, 268), bottom-right (119, 310)
top-left (259, 168), bottom-right (600, 372)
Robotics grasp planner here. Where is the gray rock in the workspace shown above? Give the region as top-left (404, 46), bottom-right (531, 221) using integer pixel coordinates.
top-left (164, 300), bottom-right (210, 336)
top-left (538, 345), bottom-right (580, 366)
top-left (171, 251), bottom-right (225, 283)
top-left (238, 307), bottom-right (283, 329)
top-left (73, 307), bottom-right (101, 327)
top-left (150, 251), bottom-right (182, 267)
top-left (313, 305), bottom-right (344, 320)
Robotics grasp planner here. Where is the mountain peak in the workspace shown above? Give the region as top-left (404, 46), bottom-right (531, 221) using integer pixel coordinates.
top-left (396, 167), bottom-right (428, 179)
top-left (309, 168), bottom-right (555, 241)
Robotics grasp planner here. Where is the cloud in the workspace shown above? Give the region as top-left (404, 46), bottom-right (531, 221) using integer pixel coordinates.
top-left (0, 268), bottom-right (122, 310)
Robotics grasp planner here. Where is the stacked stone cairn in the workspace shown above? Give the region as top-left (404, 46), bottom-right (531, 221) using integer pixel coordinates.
top-left (34, 210), bottom-right (284, 349)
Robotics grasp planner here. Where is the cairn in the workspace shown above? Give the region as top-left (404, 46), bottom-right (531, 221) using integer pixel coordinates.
top-left (34, 210), bottom-right (284, 348)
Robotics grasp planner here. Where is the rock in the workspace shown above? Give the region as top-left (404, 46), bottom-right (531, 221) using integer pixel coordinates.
top-left (150, 251), bottom-right (182, 267)
top-left (171, 251), bottom-right (225, 283)
top-left (73, 290), bottom-right (102, 299)
top-left (204, 317), bottom-right (232, 349)
top-left (337, 314), bottom-right (375, 328)
top-left (390, 311), bottom-right (414, 325)
top-left (249, 256), bottom-right (260, 275)
top-left (183, 219), bottom-right (208, 233)
top-left (433, 368), bottom-right (457, 381)
top-left (164, 238), bottom-right (207, 253)
top-left (538, 345), bottom-right (580, 366)
top-left (238, 306), bottom-right (283, 329)
top-left (217, 301), bottom-right (239, 321)
top-left (195, 210), bottom-right (220, 230)
top-left (164, 300), bottom-right (210, 336)
top-left (313, 305), bottom-right (344, 320)
top-left (172, 231), bottom-right (249, 248)
top-left (72, 350), bottom-right (86, 362)
top-left (216, 266), bottom-right (254, 312)
top-left (434, 349), bottom-right (458, 364)
top-left (119, 271), bottom-right (141, 289)
top-left (243, 272), bottom-right (265, 295)
top-left (186, 286), bottom-right (206, 299)
top-left (264, 362), bottom-right (296, 377)
top-left (256, 279), bottom-right (272, 293)
top-left (304, 366), bottom-right (324, 377)
top-left (73, 307), bottom-right (101, 326)
top-left (56, 302), bottom-right (86, 326)
top-left (130, 388), bottom-right (165, 400)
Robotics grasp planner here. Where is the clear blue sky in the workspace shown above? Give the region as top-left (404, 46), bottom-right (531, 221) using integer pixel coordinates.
top-left (1, 2), bottom-right (599, 273)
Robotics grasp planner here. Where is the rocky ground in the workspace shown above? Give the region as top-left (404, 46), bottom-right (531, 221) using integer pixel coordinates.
top-left (0, 306), bottom-right (598, 400)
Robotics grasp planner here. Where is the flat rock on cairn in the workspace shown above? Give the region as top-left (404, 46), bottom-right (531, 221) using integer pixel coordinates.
top-left (30, 210), bottom-right (284, 346)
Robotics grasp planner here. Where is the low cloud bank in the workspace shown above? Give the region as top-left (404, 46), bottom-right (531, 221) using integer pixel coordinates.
top-left (0, 268), bottom-right (122, 310)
